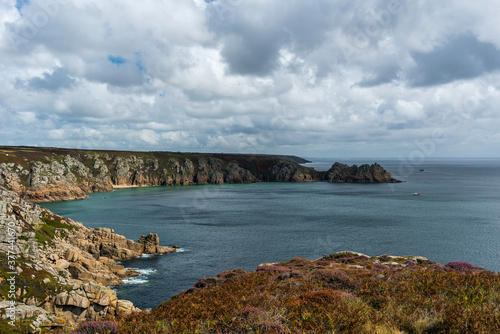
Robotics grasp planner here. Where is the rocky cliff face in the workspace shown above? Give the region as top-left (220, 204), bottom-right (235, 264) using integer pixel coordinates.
top-left (0, 188), bottom-right (175, 332)
top-left (324, 162), bottom-right (400, 183)
top-left (0, 148), bottom-right (290, 202)
top-left (0, 153), bottom-right (114, 202)
top-left (0, 147), bottom-right (400, 202)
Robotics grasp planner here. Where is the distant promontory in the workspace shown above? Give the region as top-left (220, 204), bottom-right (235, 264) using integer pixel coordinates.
top-left (0, 146), bottom-right (400, 202)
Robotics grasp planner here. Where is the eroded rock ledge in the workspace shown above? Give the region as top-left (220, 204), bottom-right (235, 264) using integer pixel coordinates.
top-left (0, 188), bottom-right (176, 332)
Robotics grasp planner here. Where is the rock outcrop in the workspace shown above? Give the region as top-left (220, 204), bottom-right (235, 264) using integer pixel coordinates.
top-left (0, 147), bottom-right (400, 202)
top-left (267, 161), bottom-right (316, 182)
top-left (324, 162), bottom-right (401, 183)
top-left (0, 188), bottom-right (176, 332)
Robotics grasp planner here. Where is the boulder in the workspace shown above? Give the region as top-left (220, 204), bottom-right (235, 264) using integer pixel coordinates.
top-left (82, 282), bottom-right (102, 302)
top-left (66, 291), bottom-right (90, 309)
top-left (115, 300), bottom-right (137, 317)
top-left (65, 250), bottom-right (79, 262)
top-left (0, 302), bottom-right (47, 320)
top-left (54, 259), bottom-right (70, 270)
top-left (55, 292), bottom-right (69, 306)
top-left (68, 263), bottom-right (91, 281)
top-left (79, 257), bottom-right (96, 271)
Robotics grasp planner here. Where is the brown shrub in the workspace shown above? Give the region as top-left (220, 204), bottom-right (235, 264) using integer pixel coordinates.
top-left (119, 256), bottom-right (500, 334)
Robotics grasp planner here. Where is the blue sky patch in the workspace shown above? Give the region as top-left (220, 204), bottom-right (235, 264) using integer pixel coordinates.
top-left (108, 55), bottom-right (126, 65)
top-left (134, 52), bottom-right (145, 72)
top-left (15, 0), bottom-right (30, 13)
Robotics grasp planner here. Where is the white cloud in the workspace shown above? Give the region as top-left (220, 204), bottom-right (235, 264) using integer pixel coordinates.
top-left (0, 0), bottom-right (499, 157)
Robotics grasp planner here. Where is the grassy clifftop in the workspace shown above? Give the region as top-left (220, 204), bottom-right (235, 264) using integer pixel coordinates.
top-left (118, 252), bottom-right (500, 333)
top-left (0, 146), bottom-right (310, 167)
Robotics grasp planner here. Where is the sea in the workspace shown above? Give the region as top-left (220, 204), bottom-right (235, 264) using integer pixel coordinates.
top-left (42, 158), bottom-right (500, 309)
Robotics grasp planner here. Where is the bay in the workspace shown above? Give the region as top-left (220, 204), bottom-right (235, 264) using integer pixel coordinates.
top-left (42, 158), bottom-right (500, 309)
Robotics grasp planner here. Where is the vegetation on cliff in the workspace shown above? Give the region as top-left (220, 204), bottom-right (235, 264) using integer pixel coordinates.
top-left (0, 188), bottom-right (176, 332)
top-left (119, 252), bottom-right (500, 334)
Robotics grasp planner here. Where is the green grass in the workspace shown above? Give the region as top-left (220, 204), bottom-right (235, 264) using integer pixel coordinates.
top-left (0, 317), bottom-right (34, 334)
top-left (0, 253), bottom-right (72, 303)
top-left (33, 214), bottom-right (76, 245)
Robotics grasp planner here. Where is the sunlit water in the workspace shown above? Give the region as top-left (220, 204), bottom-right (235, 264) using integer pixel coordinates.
top-left (42, 159), bottom-right (500, 309)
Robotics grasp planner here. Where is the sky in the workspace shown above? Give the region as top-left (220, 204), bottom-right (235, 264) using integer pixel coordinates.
top-left (0, 0), bottom-right (499, 159)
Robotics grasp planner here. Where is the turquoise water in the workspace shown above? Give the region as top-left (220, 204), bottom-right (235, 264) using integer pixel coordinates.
top-left (42, 159), bottom-right (500, 309)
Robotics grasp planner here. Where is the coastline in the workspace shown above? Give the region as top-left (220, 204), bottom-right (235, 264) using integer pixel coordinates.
top-left (0, 187), bottom-right (177, 332)
top-left (0, 146), bottom-right (400, 203)
top-left (112, 185), bottom-right (141, 189)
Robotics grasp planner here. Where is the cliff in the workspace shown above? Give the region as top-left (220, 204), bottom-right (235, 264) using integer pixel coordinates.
top-left (0, 147), bottom-right (400, 202)
top-left (0, 188), bottom-right (176, 332)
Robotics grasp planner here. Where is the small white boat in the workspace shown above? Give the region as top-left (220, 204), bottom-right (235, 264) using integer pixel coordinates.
top-left (413, 193), bottom-right (421, 196)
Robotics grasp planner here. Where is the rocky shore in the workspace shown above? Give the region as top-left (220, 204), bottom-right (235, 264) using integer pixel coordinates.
top-left (0, 188), bottom-right (176, 332)
top-left (0, 146), bottom-right (400, 202)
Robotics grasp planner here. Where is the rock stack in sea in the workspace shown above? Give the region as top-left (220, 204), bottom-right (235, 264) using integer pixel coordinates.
top-left (0, 187), bottom-right (176, 332)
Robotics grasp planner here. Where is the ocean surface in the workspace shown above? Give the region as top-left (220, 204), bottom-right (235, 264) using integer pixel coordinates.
top-left (42, 158), bottom-right (500, 309)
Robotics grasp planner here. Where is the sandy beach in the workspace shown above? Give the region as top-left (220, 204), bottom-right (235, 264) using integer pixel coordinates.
top-left (112, 184), bottom-right (141, 189)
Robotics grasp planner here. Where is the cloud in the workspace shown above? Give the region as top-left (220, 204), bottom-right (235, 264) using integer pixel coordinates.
top-left (207, 0), bottom-right (338, 76)
top-left (408, 34), bottom-right (500, 87)
top-left (357, 64), bottom-right (399, 87)
top-left (18, 67), bottom-right (76, 91)
top-left (0, 0), bottom-right (499, 158)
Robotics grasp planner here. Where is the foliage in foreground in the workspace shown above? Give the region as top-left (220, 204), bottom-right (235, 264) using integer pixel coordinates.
top-left (71, 321), bottom-right (118, 334)
top-left (115, 252), bottom-right (500, 333)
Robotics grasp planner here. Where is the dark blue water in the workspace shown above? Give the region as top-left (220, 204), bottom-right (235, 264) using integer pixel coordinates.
top-left (42, 159), bottom-right (500, 309)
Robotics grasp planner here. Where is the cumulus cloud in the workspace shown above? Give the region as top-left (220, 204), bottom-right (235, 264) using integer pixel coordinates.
top-left (407, 34), bottom-right (500, 87)
top-left (0, 0), bottom-right (499, 157)
top-left (17, 67), bottom-right (76, 91)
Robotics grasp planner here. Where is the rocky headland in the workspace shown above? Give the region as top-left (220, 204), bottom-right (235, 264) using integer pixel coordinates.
top-left (0, 187), bottom-right (176, 332)
top-left (324, 162), bottom-right (398, 183)
top-left (0, 146), bottom-right (400, 202)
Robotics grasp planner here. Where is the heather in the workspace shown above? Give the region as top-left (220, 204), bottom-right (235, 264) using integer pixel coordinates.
top-left (118, 252), bottom-right (500, 333)
top-left (71, 321), bottom-right (118, 334)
